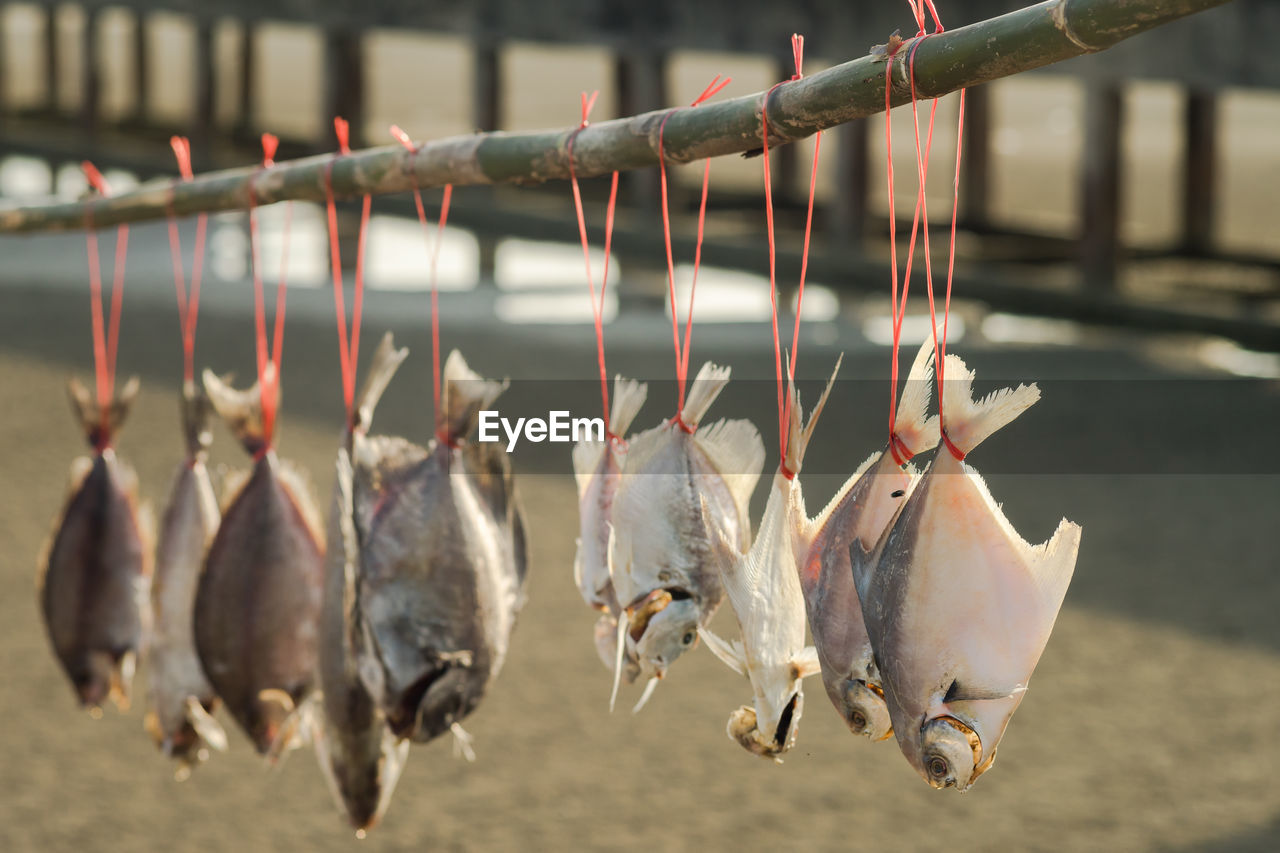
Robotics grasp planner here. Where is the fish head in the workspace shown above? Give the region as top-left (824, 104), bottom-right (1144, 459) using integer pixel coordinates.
top-left (726, 691), bottom-right (803, 762)
top-left (829, 676), bottom-right (893, 741)
top-left (625, 590), bottom-right (700, 679)
top-left (385, 652), bottom-right (481, 743)
top-left (916, 715), bottom-right (994, 792)
top-left (593, 613), bottom-right (640, 684)
top-left (73, 649), bottom-right (134, 713)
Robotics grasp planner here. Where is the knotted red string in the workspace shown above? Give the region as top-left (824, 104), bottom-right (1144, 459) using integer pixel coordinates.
top-left (658, 74), bottom-right (730, 425)
top-left (762, 34), bottom-right (820, 480)
top-left (325, 116), bottom-right (373, 426)
top-left (567, 90), bottom-right (621, 439)
top-left (245, 133), bottom-right (291, 456)
top-left (81, 162), bottom-right (129, 448)
top-left (392, 125), bottom-right (454, 446)
top-left (164, 137), bottom-right (206, 385)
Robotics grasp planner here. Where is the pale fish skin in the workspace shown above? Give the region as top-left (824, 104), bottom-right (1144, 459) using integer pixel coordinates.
top-left (795, 339), bottom-right (938, 741)
top-left (39, 377), bottom-right (153, 714)
top-left (146, 380), bottom-right (228, 777)
top-left (355, 350), bottom-right (528, 746)
top-left (194, 368), bottom-right (325, 758)
top-left (571, 376), bottom-right (647, 685)
top-left (312, 333), bottom-right (410, 834)
top-left (606, 362), bottom-right (764, 702)
top-left (701, 366), bottom-right (838, 760)
top-left (853, 353), bottom-right (1081, 791)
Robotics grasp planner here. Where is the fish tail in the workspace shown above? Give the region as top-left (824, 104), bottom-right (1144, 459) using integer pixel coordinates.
top-left (441, 350), bottom-right (507, 443)
top-left (202, 369), bottom-right (273, 457)
top-left (68, 375), bottom-right (140, 449)
top-left (784, 354), bottom-right (841, 476)
top-left (179, 379), bottom-right (214, 460)
top-left (678, 361), bottom-right (731, 429)
top-left (940, 353), bottom-right (1040, 456)
top-left (608, 375), bottom-right (648, 437)
top-left (353, 332), bottom-right (409, 435)
top-left (893, 337), bottom-right (941, 457)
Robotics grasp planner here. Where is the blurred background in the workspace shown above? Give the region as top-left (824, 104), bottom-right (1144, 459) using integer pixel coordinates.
top-left (0, 1), bottom-right (1277, 851)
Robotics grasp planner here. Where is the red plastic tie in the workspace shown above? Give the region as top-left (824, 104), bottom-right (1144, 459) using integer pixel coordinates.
top-left (245, 133), bottom-right (290, 453)
top-left (164, 136), bottom-right (206, 385)
top-left (80, 161), bottom-right (129, 446)
top-left (657, 75), bottom-right (730, 420)
top-left (567, 91), bottom-right (620, 435)
top-left (325, 116), bottom-right (372, 426)
top-left (940, 427), bottom-right (965, 461)
top-left (392, 125), bottom-right (454, 445)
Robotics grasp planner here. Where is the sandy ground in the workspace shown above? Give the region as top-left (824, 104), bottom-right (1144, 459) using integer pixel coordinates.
top-left (0, 276), bottom-right (1277, 852)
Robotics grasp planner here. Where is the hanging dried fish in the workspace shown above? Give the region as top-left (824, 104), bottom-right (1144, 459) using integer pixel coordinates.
top-left (145, 381), bottom-right (227, 775)
top-left (39, 377), bottom-right (152, 714)
top-left (853, 353), bottom-right (1081, 791)
top-left (194, 368), bottom-right (325, 758)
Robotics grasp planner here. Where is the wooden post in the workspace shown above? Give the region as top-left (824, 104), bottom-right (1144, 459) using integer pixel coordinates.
top-left (233, 22), bottom-right (255, 140)
top-left (614, 48), bottom-right (666, 214)
top-left (1180, 88), bottom-right (1216, 256)
top-left (960, 83), bottom-right (991, 231)
top-left (828, 119), bottom-right (869, 247)
top-left (44, 4), bottom-right (59, 113)
top-left (192, 19), bottom-right (215, 145)
top-left (323, 28), bottom-right (365, 148)
top-left (1079, 79), bottom-right (1123, 290)
top-left (130, 8), bottom-right (149, 125)
top-left (80, 5), bottom-right (100, 134)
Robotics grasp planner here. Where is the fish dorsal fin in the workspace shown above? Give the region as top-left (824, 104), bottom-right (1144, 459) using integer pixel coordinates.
top-left (940, 353), bottom-right (1040, 457)
top-left (894, 337), bottom-right (941, 456)
top-left (679, 361), bottom-right (731, 428)
top-left (571, 439), bottom-right (607, 499)
top-left (441, 350), bottom-right (507, 443)
top-left (699, 627), bottom-right (748, 677)
top-left (202, 369), bottom-right (271, 457)
top-left (694, 418), bottom-right (765, 531)
top-left (353, 332), bottom-right (408, 435)
top-left (791, 645), bottom-right (822, 680)
top-left (609, 376), bottom-right (648, 437)
top-left (275, 458), bottom-right (326, 551)
top-left (806, 450), bottom-right (882, 537)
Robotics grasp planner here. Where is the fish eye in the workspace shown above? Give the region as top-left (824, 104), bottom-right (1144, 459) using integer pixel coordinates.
top-left (926, 755), bottom-right (950, 783)
top-left (849, 710), bottom-right (867, 732)
top-left (681, 630), bottom-right (696, 646)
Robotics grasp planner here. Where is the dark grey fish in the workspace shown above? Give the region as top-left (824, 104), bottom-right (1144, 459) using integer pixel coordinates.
top-left (145, 380), bottom-right (227, 777)
top-left (354, 350), bottom-right (527, 748)
top-left (39, 376), bottom-right (152, 714)
top-left (312, 334), bottom-right (409, 833)
top-left (194, 369), bottom-right (324, 758)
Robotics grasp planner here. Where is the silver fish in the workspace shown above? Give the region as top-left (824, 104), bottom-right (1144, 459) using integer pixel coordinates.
top-left (194, 368), bottom-right (325, 758)
top-left (795, 339), bottom-right (938, 741)
top-left (702, 367), bottom-right (837, 761)
top-left (853, 353), bottom-right (1081, 791)
top-left (39, 377), bottom-right (152, 714)
top-left (312, 333), bottom-right (410, 833)
top-left (571, 376), bottom-right (647, 686)
top-left (145, 380), bottom-right (228, 776)
top-left (355, 350), bottom-right (528, 747)
top-left (606, 362), bottom-right (764, 706)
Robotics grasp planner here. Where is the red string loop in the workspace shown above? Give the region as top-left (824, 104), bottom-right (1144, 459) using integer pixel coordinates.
top-left (245, 133), bottom-right (291, 455)
top-left (164, 136), bottom-right (206, 385)
top-left (81, 161), bottom-right (130, 446)
top-left (567, 91), bottom-right (620, 437)
top-left (325, 116), bottom-right (372, 426)
top-left (657, 75), bottom-right (730, 419)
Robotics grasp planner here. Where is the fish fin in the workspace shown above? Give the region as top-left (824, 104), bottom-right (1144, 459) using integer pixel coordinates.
top-left (609, 376), bottom-right (648, 437)
top-left (571, 440), bottom-right (607, 498)
top-left (441, 350), bottom-right (507, 443)
top-left (698, 627), bottom-right (747, 677)
top-left (806, 450), bottom-right (881, 535)
top-left (894, 337), bottom-right (941, 456)
top-left (609, 590), bottom-right (627, 713)
top-left (848, 534), bottom-right (877, 604)
top-left (353, 332), bottom-right (409, 434)
top-left (784, 355), bottom-right (841, 476)
top-left (202, 369), bottom-right (273, 456)
top-left (449, 722), bottom-right (477, 762)
top-left (184, 696), bottom-right (228, 752)
top-left (179, 379), bottom-right (215, 459)
top-left (631, 677), bottom-right (660, 714)
top-left (679, 361), bottom-right (731, 428)
top-left (262, 689), bottom-right (315, 766)
top-left (940, 353), bottom-right (1040, 456)
top-left (109, 651), bottom-right (135, 711)
top-left (695, 418), bottom-right (765, 539)
top-left (791, 646), bottom-right (822, 680)
top-left (68, 375), bottom-right (140, 445)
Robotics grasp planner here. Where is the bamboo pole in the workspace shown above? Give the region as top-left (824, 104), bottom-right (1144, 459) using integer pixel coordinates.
top-left (0, 0), bottom-right (1230, 233)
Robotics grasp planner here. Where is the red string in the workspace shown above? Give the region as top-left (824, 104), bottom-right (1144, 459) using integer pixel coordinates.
top-left (761, 34), bottom-right (820, 479)
top-left (245, 133), bottom-right (290, 455)
top-left (567, 91), bottom-right (621, 437)
top-left (81, 162), bottom-right (129, 444)
top-left (392, 125), bottom-right (454, 444)
top-left (164, 137), bottom-right (206, 385)
top-left (658, 74), bottom-right (731, 421)
top-left (325, 116), bottom-right (373, 425)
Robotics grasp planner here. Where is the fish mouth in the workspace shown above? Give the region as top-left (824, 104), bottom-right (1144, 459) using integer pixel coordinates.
top-left (388, 667), bottom-right (453, 739)
top-left (625, 588), bottom-right (693, 643)
top-left (774, 693), bottom-right (799, 749)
